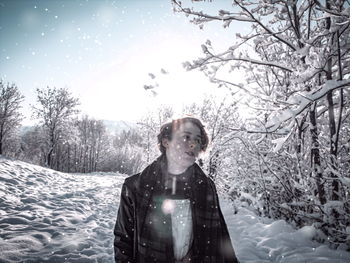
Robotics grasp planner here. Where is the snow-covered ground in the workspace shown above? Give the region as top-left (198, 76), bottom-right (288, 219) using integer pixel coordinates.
top-left (1, 157), bottom-right (349, 262)
top-left (0, 157), bottom-right (123, 262)
top-left (222, 203), bottom-right (350, 263)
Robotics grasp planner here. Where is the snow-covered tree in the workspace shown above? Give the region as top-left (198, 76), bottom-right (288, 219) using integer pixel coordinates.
top-left (137, 105), bottom-right (174, 163)
top-left (0, 80), bottom-right (24, 155)
top-left (31, 87), bottom-right (80, 168)
top-left (103, 128), bottom-right (144, 174)
top-left (182, 96), bottom-right (241, 179)
top-left (172, 0), bottom-right (350, 247)
top-left (71, 116), bottom-right (110, 173)
top-left (20, 126), bottom-right (47, 165)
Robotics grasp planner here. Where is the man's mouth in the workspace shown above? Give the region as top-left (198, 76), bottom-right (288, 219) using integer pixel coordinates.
top-left (186, 151), bottom-right (195, 157)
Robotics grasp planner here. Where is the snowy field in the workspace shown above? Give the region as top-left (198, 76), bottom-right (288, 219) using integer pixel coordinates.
top-left (1, 157), bottom-right (350, 263)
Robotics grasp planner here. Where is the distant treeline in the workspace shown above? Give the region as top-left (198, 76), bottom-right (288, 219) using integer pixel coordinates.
top-left (0, 83), bottom-right (147, 174)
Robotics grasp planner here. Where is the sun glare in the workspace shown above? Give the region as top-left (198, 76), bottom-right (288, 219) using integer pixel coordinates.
top-left (71, 34), bottom-right (231, 121)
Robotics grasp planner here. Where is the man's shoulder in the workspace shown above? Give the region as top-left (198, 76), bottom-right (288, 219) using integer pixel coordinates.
top-left (193, 163), bottom-right (217, 190)
top-left (124, 173), bottom-right (141, 188)
top-left (194, 163), bottom-right (214, 180)
top-left (124, 158), bottom-right (160, 186)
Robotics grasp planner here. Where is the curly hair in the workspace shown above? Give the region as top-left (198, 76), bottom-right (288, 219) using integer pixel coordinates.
top-left (157, 117), bottom-right (209, 155)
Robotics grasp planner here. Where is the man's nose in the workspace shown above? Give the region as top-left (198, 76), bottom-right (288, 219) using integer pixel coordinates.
top-left (189, 140), bottom-right (197, 149)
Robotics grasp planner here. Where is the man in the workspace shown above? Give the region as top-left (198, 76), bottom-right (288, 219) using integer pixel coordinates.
top-left (114, 117), bottom-right (239, 263)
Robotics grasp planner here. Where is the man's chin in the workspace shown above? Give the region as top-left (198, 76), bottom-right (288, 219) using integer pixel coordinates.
top-left (184, 157), bottom-right (196, 166)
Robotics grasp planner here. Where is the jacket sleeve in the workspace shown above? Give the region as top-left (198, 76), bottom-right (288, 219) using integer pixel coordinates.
top-left (211, 180), bottom-right (240, 263)
top-left (114, 181), bottom-right (135, 263)
top-left (218, 204), bottom-right (240, 263)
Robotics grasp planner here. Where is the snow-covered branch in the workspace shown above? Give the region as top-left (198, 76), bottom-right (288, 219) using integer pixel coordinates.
top-left (265, 79), bottom-right (350, 132)
top-left (232, 0), bottom-right (297, 51)
top-left (172, 0), bottom-right (255, 23)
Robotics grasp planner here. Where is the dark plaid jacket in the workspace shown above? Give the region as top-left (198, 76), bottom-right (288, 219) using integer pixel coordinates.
top-left (114, 156), bottom-right (239, 263)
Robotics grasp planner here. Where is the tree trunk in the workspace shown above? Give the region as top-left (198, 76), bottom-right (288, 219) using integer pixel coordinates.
top-left (74, 144), bottom-right (77, 173)
top-left (0, 126), bottom-right (3, 155)
top-left (310, 102), bottom-right (326, 205)
top-left (83, 145), bottom-right (88, 173)
top-left (89, 145), bottom-right (93, 173)
top-left (47, 148), bottom-right (53, 168)
top-left (67, 143), bottom-right (70, 173)
top-left (327, 91), bottom-right (340, 201)
top-left (295, 115), bottom-right (307, 181)
top-left (325, 0), bottom-right (340, 202)
top-left (56, 144), bottom-right (60, 171)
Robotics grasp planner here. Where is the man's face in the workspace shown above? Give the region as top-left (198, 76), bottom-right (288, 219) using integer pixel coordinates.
top-left (163, 121), bottom-right (202, 172)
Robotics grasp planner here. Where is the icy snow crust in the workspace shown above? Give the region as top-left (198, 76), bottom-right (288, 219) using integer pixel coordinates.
top-left (1, 157), bottom-right (350, 262)
top-left (0, 157), bottom-right (124, 262)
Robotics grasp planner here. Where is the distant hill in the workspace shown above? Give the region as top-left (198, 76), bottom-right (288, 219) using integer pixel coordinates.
top-left (102, 120), bottom-right (137, 134)
top-left (19, 125), bottom-right (35, 135)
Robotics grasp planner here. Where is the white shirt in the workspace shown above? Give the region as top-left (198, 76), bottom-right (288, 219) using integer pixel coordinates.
top-left (170, 199), bottom-right (193, 261)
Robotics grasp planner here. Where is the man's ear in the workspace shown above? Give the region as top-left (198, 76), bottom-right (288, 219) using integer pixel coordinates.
top-left (162, 138), bottom-right (169, 148)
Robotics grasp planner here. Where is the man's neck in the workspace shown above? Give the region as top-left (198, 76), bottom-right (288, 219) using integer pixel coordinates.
top-left (167, 164), bottom-right (188, 175)
top-left (166, 157), bottom-right (189, 175)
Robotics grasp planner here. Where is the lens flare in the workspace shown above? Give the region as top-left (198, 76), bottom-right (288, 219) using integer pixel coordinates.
top-left (161, 199), bottom-right (175, 214)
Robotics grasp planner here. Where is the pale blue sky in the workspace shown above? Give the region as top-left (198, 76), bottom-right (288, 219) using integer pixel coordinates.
top-left (0, 0), bottom-right (245, 124)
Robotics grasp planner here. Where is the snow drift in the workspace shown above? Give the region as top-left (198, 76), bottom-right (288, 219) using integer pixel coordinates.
top-left (0, 156), bottom-right (124, 262)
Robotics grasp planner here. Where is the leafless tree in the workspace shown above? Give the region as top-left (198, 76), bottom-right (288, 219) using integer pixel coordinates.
top-left (32, 86), bottom-right (80, 168)
top-left (0, 81), bottom-right (24, 155)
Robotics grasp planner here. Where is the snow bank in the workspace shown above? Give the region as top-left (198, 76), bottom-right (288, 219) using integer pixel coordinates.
top-left (0, 157), bottom-right (125, 262)
top-left (220, 197), bottom-right (350, 263)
